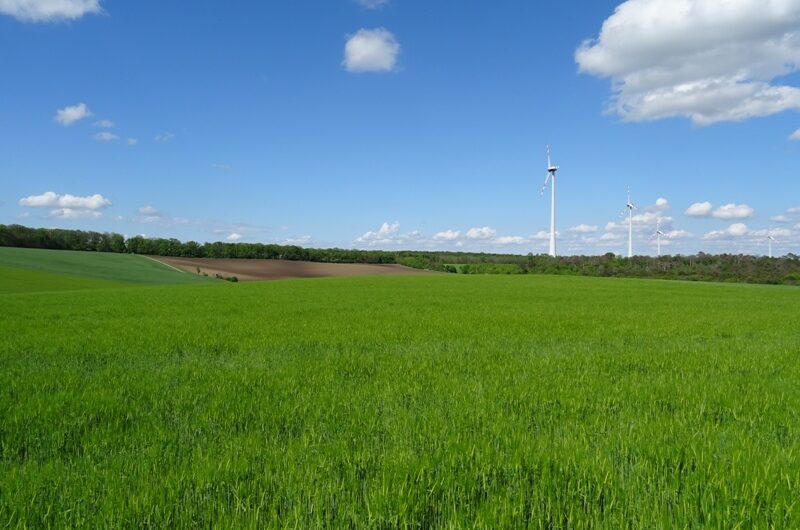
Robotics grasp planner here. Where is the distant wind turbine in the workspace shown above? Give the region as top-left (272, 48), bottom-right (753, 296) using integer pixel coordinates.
top-left (623, 188), bottom-right (636, 258)
top-left (541, 146), bottom-right (560, 257)
top-left (656, 219), bottom-right (665, 257)
top-left (767, 230), bottom-right (776, 258)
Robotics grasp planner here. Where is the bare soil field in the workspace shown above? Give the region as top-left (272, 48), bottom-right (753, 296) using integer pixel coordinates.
top-left (151, 256), bottom-right (434, 281)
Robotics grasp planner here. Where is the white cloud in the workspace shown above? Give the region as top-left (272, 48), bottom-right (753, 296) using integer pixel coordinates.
top-left (568, 224), bottom-right (598, 233)
top-left (19, 191), bottom-right (110, 210)
top-left (138, 205), bottom-right (160, 216)
top-left (49, 208), bottom-right (102, 219)
top-left (356, 221), bottom-right (402, 244)
top-left (0, 0), bottom-right (101, 22)
top-left (494, 235), bottom-right (527, 245)
top-left (127, 138), bottom-right (138, 146)
top-left (790, 129), bottom-right (800, 141)
top-left (788, 206), bottom-right (800, 214)
top-left (93, 131), bottom-right (118, 142)
top-left (712, 203), bottom-right (754, 219)
top-left (227, 233), bottom-right (243, 242)
top-left (750, 227), bottom-right (792, 237)
top-left (281, 235), bottom-right (313, 246)
top-left (155, 132), bottom-right (175, 143)
top-left (685, 201), bottom-right (713, 217)
top-left (343, 28), bottom-right (399, 73)
top-left (532, 230), bottom-right (552, 241)
top-left (704, 223), bottom-right (749, 239)
top-left (433, 229), bottom-right (460, 241)
top-left (664, 229), bottom-right (692, 239)
top-left (576, 0), bottom-right (800, 125)
top-left (355, 0), bottom-right (389, 8)
top-left (770, 214), bottom-right (790, 223)
top-left (600, 232), bottom-right (621, 241)
top-left (54, 102), bottom-right (92, 125)
top-left (465, 226), bottom-right (497, 240)
top-left (93, 119), bottom-right (113, 128)
top-left (655, 197), bottom-right (669, 208)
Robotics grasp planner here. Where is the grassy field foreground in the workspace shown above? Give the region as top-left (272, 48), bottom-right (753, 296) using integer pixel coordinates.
top-left (1, 270), bottom-right (799, 527)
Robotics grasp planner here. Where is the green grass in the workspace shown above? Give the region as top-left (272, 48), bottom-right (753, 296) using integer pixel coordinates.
top-left (0, 265), bottom-right (127, 294)
top-left (0, 246), bottom-right (210, 285)
top-left (1, 269), bottom-right (799, 528)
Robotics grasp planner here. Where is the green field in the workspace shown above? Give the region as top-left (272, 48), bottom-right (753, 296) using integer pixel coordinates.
top-left (0, 247), bottom-right (210, 286)
top-left (1, 250), bottom-right (799, 528)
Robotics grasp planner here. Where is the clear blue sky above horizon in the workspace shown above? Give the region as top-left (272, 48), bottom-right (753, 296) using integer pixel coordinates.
top-left (3, 0), bottom-right (800, 256)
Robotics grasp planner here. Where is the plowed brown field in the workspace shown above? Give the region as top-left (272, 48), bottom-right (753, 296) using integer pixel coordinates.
top-left (151, 256), bottom-right (433, 281)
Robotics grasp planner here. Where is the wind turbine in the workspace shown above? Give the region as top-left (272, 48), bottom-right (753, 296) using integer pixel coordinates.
top-left (541, 145), bottom-right (560, 257)
top-left (656, 219), bottom-right (665, 257)
top-left (767, 230), bottom-right (776, 258)
top-left (624, 188), bottom-right (636, 258)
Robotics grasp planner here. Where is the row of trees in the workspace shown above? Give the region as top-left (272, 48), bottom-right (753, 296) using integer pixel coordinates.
top-left (2, 223), bottom-right (799, 285)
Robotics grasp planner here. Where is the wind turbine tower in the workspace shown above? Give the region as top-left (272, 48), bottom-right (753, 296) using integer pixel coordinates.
top-left (656, 219), bottom-right (665, 257)
top-left (625, 188), bottom-right (636, 258)
top-left (767, 231), bottom-right (775, 258)
top-left (541, 146), bottom-right (560, 257)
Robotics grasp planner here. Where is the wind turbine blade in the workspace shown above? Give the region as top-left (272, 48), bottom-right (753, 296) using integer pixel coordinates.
top-left (540, 173), bottom-right (551, 196)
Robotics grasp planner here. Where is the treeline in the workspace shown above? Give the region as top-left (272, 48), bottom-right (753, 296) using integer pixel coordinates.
top-left (2, 223), bottom-right (799, 285)
top-left (447, 253), bottom-right (800, 286)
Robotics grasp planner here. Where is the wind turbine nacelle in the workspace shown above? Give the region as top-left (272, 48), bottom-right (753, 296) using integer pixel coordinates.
top-left (548, 165), bottom-right (559, 172)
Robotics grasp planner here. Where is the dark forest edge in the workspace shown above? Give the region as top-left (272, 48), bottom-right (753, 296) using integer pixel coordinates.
top-left (3, 223), bottom-right (799, 286)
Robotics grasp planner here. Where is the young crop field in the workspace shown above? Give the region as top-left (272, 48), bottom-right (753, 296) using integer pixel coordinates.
top-left (0, 247), bottom-right (210, 286)
top-left (1, 254), bottom-right (798, 528)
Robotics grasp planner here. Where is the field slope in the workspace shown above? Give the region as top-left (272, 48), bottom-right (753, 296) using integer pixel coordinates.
top-left (0, 247), bottom-right (211, 287)
top-left (1, 273), bottom-right (798, 528)
top-left (153, 255), bottom-right (434, 280)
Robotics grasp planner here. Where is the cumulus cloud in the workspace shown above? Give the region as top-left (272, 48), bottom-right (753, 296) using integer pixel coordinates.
top-left (770, 214), bottom-right (790, 223)
top-left (704, 223), bottom-right (749, 239)
top-left (790, 129), bottom-right (800, 141)
top-left (356, 221), bottom-right (402, 244)
top-left (93, 131), bottom-right (118, 142)
top-left (663, 229), bottom-right (692, 239)
top-left (227, 233), bottom-right (243, 242)
top-left (343, 28), bottom-right (400, 72)
top-left (568, 224), bottom-right (598, 233)
top-left (685, 201), bottom-right (713, 217)
top-left (0, 0), bottom-right (101, 22)
top-left (49, 208), bottom-right (101, 219)
top-left (576, 0), bottom-right (800, 125)
top-left (750, 227), bottom-right (792, 238)
top-left (93, 119), bottom-right (113, 128)
top-left (789, 206), bottom-right (800, 214)
top-left (532, 230), bottom-right (552, 241)
top-left (19, 191), bottom-right (110, 210)
top-left (54, 102), bottom-right (92, 125)
top-left (494, 235), bottom-right (528, 245)
top-left (433, 229), bottom-right (460, 241)
top-left (465, 226), bottom-right (497, 240)
top-left (712, 203), bottom-right (754, 219)
top-left (601, 232), bottom-right (621, 241)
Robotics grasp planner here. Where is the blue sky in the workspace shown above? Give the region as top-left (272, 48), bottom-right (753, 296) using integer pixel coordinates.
top-left (2, 0), bottom-right (800, 256)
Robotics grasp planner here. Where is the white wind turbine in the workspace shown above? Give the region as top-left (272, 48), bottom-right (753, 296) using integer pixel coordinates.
top-left (767, 230), bottom-right (776, 258)
top-left (656, 219), bottom-right (665, 257)
top-left (540, 145), bottom-right (560, 257)
top-left (624, 188), bottom-right (636, 258)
